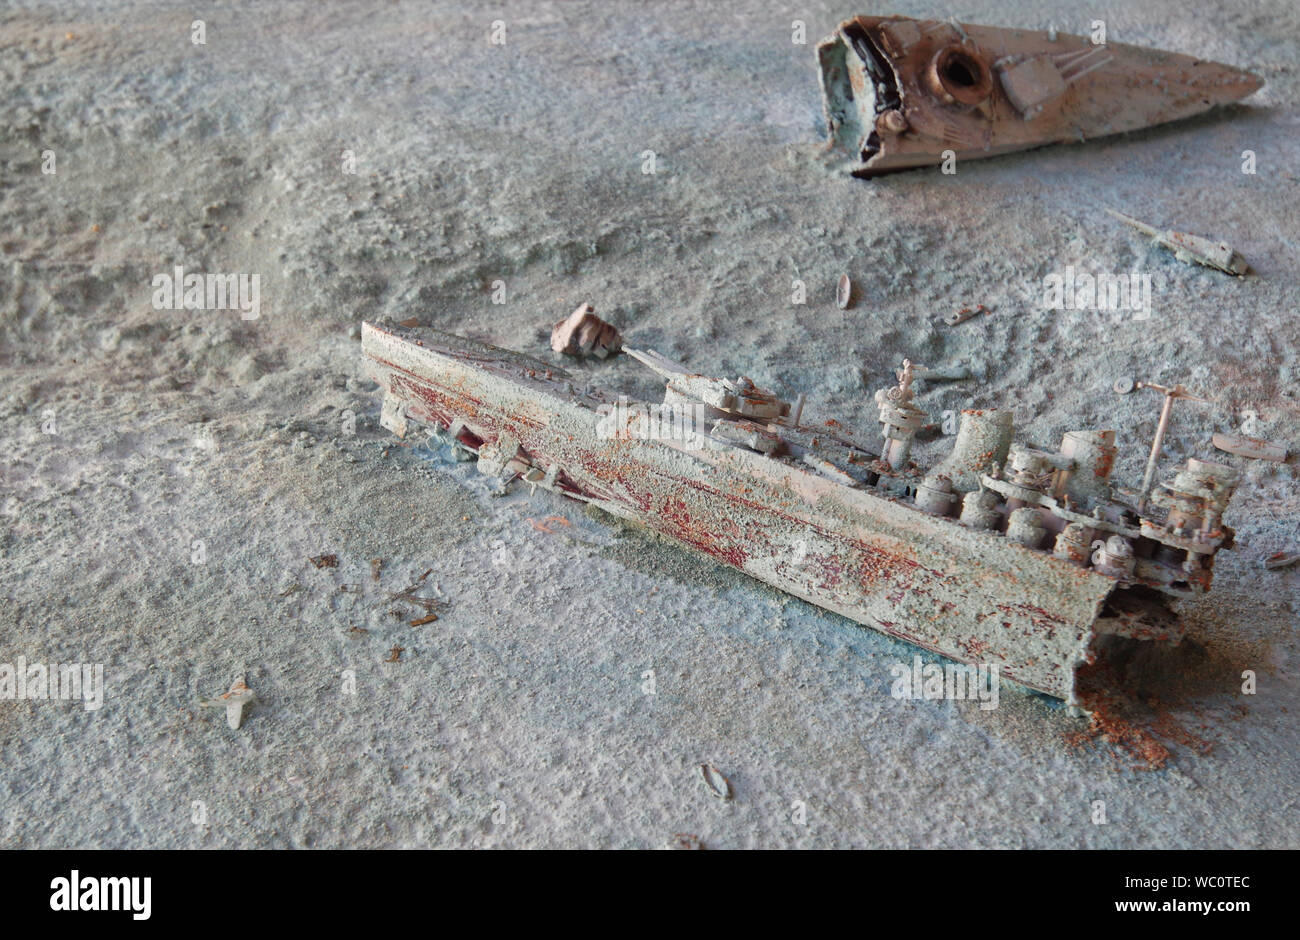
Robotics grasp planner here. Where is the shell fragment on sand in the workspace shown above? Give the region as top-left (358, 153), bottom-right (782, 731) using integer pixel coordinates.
top-left (836, 274), bottom-right (854, 309)
top-left (699, 764), bottom-right (733, 800)
top-left (817, 15), bottom-right (1263, 176)
top-left (944, 304), bottom-right (989, 326)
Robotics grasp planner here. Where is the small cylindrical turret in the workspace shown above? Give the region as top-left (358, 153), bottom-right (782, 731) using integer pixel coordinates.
top-left (960, 488), bottom-right (1001, 530)
top-left (914, 472), bottom-right (958, 516)
top-left (1006, 507), bottom-right (1047, 548)
top-left (1053, 522), bottom-right (1092, 566)
top-left (1091, 535), bottom-right (1136, 579)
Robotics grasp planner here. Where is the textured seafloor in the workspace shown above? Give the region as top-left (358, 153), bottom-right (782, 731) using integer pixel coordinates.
top-left (1, 0), bottom-right (1297, 848)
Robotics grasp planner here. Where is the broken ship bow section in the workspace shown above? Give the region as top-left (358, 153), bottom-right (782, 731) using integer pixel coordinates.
top-left (817, 15), bottom-right (1263, 176)
top-left (363, 322), bottom-right (1183, 705)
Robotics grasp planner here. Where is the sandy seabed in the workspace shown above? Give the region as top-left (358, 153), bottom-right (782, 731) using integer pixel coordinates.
top-left (1, 1), bottom-right (1297, 848)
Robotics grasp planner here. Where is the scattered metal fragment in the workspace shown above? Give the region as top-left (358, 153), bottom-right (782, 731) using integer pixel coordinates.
top-left (385, 646), bottom-right (405, 663)
top-left (348, 624), bottom-right (369, 635)
top-left (669, 833), bottom-right (704, 850)
top-left (1113, 376), bottom-right (1135, 395)
top-left (409, 613), bottom-right (439, 627)
top-left (198, 677), bottom-right (257, 730)
top-left (836, 274), bottom-right (854, 309)
top-left (363, 322), bottom-right (1244, 707)
top-left (370, 558), bottom-right (384, 581)
top-left (550, 303), bottom-right (622, 359)
top-left (1264, 552), bottom-right (1300, 571)
top-left (308, 553), bottom-right (338, 569)
top-left (944, 304), bottom-right (988, 326)
top-left (915, 364), bottom-right (972, 384)
top-left (817, 15), bottom-right (1262, 177)
top-left (1211, 432), bottom-right (1288, 462)
top-left (385, 569), bottom-right (446, 618)
top-left (1107, 209), bottom-right (1250, 276)
top-left (699, 763), bottom-right (733, 801)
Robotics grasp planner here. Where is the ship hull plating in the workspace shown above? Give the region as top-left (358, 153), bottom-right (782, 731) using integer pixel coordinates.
top-left (363, 323), bottom-right (1138, 705)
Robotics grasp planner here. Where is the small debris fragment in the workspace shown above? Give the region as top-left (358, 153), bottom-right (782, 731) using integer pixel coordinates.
top-left (370, 558), bottom-right (384, 581)
top-left (198, 677), bottom-right (257, 730)
top-left (550, 303), bottom-right (622, 359)
top-left (385, 646), bottom-right (405, 663)
top-left (1265, 552), bottom-right (1300, 571)
top-left (944, 304), bottom-right (989, 326)
top-left (699, 763), bottom-right (733, 800)
top-left (399, 317), bottom-right (421, 327)
top-left (409, 613), bottom-right (439, 627)
top-left (1113, 376), bottom-right (1135, 395)
top-left (835, 274), bottom-right (854, 310)
top-left (1107, 209), bottom-right (1250, 276)
top-left (527, 515), bottom-right (571, 533)
top-left (277, 582), bottom-right (302, 597)
top-left (669, 833), bottom-right (703, 850)
top-left (348, 624), bottom-right (369, 635)
top-left (386, 571), bottom-right (445, 617)
top-left (308, 553), bottom-right (338, 569)
top-left (1211, 432), bottom-right (1288, 462)
top-left (915, 364), bottom-right (973, 384)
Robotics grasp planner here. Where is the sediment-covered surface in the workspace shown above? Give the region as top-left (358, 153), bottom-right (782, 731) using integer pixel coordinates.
top-left (1, 0), bottom-right (1297, 847)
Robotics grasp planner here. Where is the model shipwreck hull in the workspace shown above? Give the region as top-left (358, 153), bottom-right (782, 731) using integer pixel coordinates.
top-left (817, 15), bottom-right (1263, 176)
top-left (361, 322), bottom-right (1164, 706)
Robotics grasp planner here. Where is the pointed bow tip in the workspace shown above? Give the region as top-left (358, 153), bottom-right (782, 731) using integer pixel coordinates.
top-left (1198, 62), bottom-right (1265, 102)
top-left (1219, 59), bottom-right (1266, 92)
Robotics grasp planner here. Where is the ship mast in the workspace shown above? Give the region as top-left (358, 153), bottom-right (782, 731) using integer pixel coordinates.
top-left (1135, 381), bottom-right (1208, 511)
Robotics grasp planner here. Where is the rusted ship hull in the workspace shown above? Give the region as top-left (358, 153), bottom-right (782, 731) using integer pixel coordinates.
top-left (361, 323), bottom-right (1155, 706)
top-left (817, 15), bottom-right (1263, 176)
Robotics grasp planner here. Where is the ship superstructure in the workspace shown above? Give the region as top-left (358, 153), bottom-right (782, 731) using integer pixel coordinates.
top-left (363, 322), bottom-right (1239, 707)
